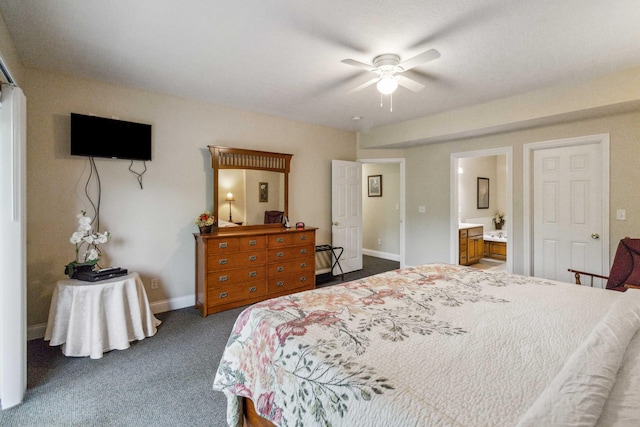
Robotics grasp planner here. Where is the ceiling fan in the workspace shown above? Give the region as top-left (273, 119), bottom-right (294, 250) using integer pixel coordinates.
top-left (341, 48), bottom-right (441, 95)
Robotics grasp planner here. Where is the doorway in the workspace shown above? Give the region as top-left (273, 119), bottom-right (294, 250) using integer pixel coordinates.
top-left (450, 148), bottom-right (513, 273)
top-left (359, 158), bottom-right (405, 268)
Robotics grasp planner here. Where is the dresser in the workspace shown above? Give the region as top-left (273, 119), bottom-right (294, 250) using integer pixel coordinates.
top-left (195, 226), bottom-right (316, 316)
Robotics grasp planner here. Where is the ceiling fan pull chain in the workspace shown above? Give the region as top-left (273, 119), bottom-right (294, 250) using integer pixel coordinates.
top-left (390, 93), bottom-right (393, 112)
top-left (380, 92), bottom-right (383, 108)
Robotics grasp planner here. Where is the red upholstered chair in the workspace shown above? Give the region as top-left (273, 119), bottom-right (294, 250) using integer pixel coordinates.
top-left (264, 210), bottom-right (284, 224)
top-left (568, 237), bottom-right (640, 292)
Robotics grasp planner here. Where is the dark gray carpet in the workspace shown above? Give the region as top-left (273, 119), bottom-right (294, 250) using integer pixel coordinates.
top-left (0, 256), bottom-right (398, 426)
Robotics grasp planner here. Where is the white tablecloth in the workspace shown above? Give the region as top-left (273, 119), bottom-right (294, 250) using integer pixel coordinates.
top-left (44, 272), bottom-right (161, 359)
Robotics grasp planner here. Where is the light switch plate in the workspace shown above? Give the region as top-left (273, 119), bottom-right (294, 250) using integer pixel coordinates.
top-left (418, 205), bottom-right (426, 213)
top-left (616, 209), bottom-right (626, 220)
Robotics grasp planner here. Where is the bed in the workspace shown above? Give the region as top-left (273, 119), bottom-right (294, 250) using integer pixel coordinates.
top-left (213, 264), bottom-right (640, 426)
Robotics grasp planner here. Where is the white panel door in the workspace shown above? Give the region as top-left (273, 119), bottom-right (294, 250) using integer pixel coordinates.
top-left (0, 84), bottom-right (27, 409)
top-left (331, 160), bottom-right (362, 274)
top-left (533, 143), bottom-right (604, 285)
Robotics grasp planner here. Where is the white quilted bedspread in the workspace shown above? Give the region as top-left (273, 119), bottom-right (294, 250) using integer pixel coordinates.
top-left (213, 264), bottom-right (640, 426)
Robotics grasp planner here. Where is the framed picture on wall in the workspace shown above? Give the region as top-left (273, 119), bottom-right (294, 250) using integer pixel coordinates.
top-left (477, 177), bottom-right (489, 209)
top-left (368, 175), bottom-right (382, 197)
top-left (259, 182), bottom-right (268, 203)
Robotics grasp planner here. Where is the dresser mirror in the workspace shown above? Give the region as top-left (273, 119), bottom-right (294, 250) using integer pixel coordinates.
top-left (209, 146), bottom-right (292, 228)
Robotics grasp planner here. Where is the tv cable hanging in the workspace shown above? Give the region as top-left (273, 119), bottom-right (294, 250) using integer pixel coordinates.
top-left (129, 160), bottom-right (147, 189)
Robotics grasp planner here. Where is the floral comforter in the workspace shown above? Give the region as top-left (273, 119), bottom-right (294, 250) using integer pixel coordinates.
top-left (213, 264), bottom-right (640, 426)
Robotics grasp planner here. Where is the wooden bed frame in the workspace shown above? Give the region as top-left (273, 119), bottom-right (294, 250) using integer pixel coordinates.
top-left (243, 397), bottom-right (276, 427)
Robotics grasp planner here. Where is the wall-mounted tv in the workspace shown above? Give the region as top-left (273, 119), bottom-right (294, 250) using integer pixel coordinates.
top-left (70, 113), bottom-right (152, 161)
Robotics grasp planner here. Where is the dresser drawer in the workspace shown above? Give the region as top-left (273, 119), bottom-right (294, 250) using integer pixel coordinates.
top-left (207, 265), bottom-right (266, 288)
top-left (238, 235), bottom-right (266, 250)
top-left (292, 231), bottom-right (314, 245)
top-left (268, 272), bottom-right (314, 293)
top-left (268, 234), bottom-right (292, 247)
top-left (207, 281), bottom-right (267, 306)
top-left (207, 237), bottom-right (241, 254)
top-left (207, 235), bottom-right (266, 254)
top-left (267, 244), bottom-right (314, 263)
top-left (268, 258), bottom-right (314, 277)
top-left (207, 251), bottom-right (266, 271)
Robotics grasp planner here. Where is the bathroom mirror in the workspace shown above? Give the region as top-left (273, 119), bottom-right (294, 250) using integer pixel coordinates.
top-left (208, 146), bottom-right (292, 228)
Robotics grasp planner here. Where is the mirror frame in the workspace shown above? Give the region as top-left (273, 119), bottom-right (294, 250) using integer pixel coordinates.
top-left (209, 146), bottom-right (292, 229)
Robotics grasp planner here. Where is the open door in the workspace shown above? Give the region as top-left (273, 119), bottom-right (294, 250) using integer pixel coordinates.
top-left (331, 160), bottom-right (362, 274)
top-left (0, 84), bottom-right (27, 409)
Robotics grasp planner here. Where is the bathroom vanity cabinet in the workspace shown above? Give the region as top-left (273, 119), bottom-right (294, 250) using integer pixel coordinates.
top-left (459, 225), bottom-right (484, 266)
top-left (484, 241), bottom-right (507, 261)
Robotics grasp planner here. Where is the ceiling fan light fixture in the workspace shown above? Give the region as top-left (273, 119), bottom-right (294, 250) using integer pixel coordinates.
top-left (377, 75), bottom-right (398, 95)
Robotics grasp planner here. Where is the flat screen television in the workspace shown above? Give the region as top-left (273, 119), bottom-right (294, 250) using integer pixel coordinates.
top-left (70, 113), bottom-right (152, 161)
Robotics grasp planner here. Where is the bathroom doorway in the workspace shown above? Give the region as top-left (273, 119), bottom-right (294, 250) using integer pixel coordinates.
top-left (450, 148), bottom-right (513, 273)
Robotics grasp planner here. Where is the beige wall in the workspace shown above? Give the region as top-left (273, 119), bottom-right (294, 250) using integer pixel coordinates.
top-left (362, 163), bottom-right (400, 256)
top-left (23, 67), bottom-right (356, 326)
top-left (403, 110), bottom-right (640, 273)
top-left (458, 156), bottom-right (499, 223)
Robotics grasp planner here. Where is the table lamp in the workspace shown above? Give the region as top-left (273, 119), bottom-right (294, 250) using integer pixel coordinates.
top-left (225, 192), bottom-right (235, 222)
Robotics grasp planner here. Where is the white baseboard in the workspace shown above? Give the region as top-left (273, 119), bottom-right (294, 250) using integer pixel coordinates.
top-left (28, 323), bottom-right (47, 341)
top-left (362, 248), bottom-right (400, 262)
top-left (149, 294), bottom-right (195, 314)
top-left (27, 294), bottom-right (196, 341)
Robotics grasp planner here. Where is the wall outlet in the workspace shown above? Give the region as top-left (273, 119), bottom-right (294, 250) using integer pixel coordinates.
top-left (377, 238), bottom-right (382, 246)
top-left (150, 278), bottom-right (159, 289)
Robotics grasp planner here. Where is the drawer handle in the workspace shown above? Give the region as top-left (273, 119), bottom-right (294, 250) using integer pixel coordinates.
top-left (300, 249), bottom-right (307, 254)
top-left (249, 287), bottom-right (257, 293)
top-left (249, 271), bottom-right (257, 277)
top-left (300, 262), bottom-right (307, 268)
top-left (219, 275), bottom-right (228, 282)
top-left (218, 242), bottom-right (228, 249)
top-left (277, 266), bottom-right (284, 272)
top-left (300, 235), bottom-right (307, 240)
top-left (276, 281), bottom-right (284, 287)
top-left (277, 252), bottom-right (284, 257)
top-left (249, 240), bottom-right (257, 246)
top-left (219, 292), bottom-right (228, 299)
top-left (277, 237), bottom-right (284, 243)
top-left (219, 259), bottom-right (228, 265)
top-left (300, 276), bottom-right (306, 282)
top-left (248, 255), bottom-right (257, 261)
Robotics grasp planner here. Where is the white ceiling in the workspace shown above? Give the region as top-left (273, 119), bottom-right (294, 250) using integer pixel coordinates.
top-left (2, 0), bottom-right (640, 132)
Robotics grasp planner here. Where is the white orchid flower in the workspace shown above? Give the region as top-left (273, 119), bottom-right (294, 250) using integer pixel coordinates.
top-left (68, 211), bottom-right (111, 272)
top-left (86, 248), bottom-right (99, 261)
top-left (95, 233), bottom-right (109, 244)
top-left (70, 231), bottom-right (84, 244)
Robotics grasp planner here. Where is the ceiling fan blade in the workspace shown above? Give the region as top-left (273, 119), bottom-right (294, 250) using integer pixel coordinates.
top-left (348, 77), bottom-right (379, 93)
top-left (397, 75), bottom-right (425, 92)
top-left (341, 58), bottom-right (376, 72)
top-left (403, 69), bottom-right (437, 86)
top-left (399, 48), bottom-right (441, 71)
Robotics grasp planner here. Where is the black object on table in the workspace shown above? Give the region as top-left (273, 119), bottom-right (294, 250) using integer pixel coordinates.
top-left (315, 245), bottom-right (344, 281)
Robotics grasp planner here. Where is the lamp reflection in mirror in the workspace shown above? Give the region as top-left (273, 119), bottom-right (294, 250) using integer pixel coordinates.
top-left (225, 192), bottom-right (235, 221)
